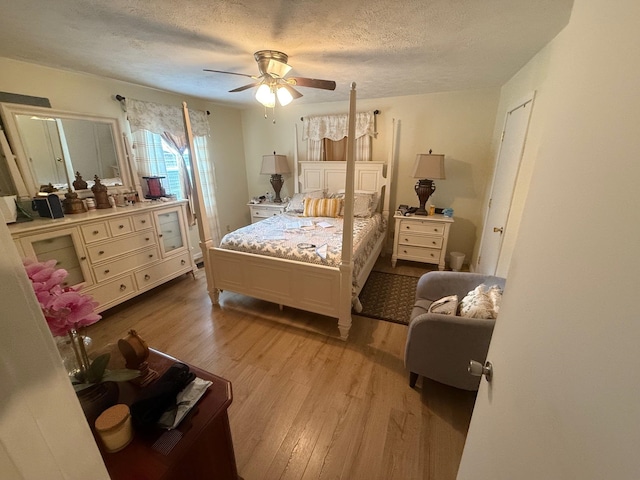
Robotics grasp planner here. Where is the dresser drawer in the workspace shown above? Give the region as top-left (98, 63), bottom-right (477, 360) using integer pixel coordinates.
top-left (108, 217), bottom-right (134, 236)
top-left (81, 222), bottom-right (110, 243)
top-left (88, 274), bottom-right (136, 310)
top-left (87, 232), bottom-right (156, 263)
top-left (398, 232), bottom-right (444, 249)
top-left (397, 245), bottom-right (442, 264)
top-left (93, 246), bottom-right (160, 282)
top-left (132, 212), bottom-right (153, 231)
top-left (398, 219), bottom-right (445, 236)
top-left (135, 252), bottom-right (191, 289)
top-left (251, 207), bottom-right (282, 218)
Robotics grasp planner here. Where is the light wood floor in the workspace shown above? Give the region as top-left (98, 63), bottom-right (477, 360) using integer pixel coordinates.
top-left (86, 258), bottom-right (476, 480)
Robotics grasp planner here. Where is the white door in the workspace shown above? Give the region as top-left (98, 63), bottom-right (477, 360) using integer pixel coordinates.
top-left (458, 1), bottom-right (640, 478)
top-left (476, 95), bottom-right (533, 275)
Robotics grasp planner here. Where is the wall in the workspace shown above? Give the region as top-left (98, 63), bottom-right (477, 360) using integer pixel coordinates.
top-left (240, 88), bottom-right (500, 262)
top-left (459, 0), bottom-right (640, 477)
top-left (0, 216), bottom-right (110, 478)
top-left (0, 57), bottom-right (250, 249)
top-left (473, 39), bottom-right (556, 276)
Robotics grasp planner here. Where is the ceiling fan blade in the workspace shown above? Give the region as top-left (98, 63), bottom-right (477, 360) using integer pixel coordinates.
top-left (229, 82), bottom-right (260, 93)
top-left (203, 69), bottom-right (256, 79)
top-left (280, 83), bottom-right (303, 99)
top-left (288, 77), bottom-right (336, 90)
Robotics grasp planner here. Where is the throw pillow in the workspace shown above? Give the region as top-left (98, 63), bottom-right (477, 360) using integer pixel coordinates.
top-left (458, 284), bottom-right (503, 319)
top-left (427, 295), bottom-right (459, 315)
top-left (302, 197), bottom-right (342, 218)
top-left (285, 190), bottom-right (325, 213)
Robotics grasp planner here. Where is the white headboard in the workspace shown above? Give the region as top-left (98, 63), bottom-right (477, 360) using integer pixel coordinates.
top-left (298, 161), bottom-right (386, 195)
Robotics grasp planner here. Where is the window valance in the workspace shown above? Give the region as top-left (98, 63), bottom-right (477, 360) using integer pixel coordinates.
top-left (125, 98), bottom-right (210, 137)
top-left (302, 111), bottom-right (375, 141)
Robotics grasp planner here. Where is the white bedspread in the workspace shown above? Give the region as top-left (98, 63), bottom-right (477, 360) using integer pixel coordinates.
top-left (219, 212), bottom-right (386, 289)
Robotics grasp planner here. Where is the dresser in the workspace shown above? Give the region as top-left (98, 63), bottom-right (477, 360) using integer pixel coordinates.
top-left (247, 201), bottom-right (287, 223)
top-left (10, 200), bottom-right (196, 313)
top-left (391, 213), bottom-right (454, 270)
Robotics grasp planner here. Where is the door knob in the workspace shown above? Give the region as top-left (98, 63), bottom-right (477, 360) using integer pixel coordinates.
top-left (493, 227), bottom-right (504, 234)
top-left (468, 360), bottom-right (493, 382)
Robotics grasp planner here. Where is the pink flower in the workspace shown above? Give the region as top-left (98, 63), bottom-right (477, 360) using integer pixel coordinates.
top-left (23, 259), bottom-right (101, 337)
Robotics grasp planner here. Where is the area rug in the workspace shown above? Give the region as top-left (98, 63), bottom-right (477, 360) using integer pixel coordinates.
top-left (358, 271), bottom-right (419, 325)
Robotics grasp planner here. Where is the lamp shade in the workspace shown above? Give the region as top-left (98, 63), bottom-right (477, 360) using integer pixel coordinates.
top-left (261, 154), bottom-right (290, 175)
top-left (411, 154), bottom-right (446, 179)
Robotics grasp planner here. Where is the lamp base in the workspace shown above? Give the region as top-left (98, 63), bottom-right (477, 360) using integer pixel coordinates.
top-left (414, 179), bottom-right (436, 216)
top-left (270, 174), bottom-right (284, 203)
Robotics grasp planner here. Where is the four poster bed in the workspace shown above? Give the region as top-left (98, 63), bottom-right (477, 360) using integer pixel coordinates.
top-left (183, 84), bottom-right (392, 339)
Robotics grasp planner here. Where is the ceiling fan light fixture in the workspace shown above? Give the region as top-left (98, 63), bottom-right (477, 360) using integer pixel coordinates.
top-left (276, 85), bottom-right (293, 106)
top-left (255, 84), bottom-right (275, 108)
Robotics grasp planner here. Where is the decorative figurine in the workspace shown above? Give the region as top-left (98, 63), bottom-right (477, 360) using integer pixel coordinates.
top-left (73, 171), bottom-right (88, 190)
top-left (91, 175), bottom-right (112, 209)
top-left (117, 330), bottom-right (158, 387)
top-left (62, 187), bottom-right (87, 214)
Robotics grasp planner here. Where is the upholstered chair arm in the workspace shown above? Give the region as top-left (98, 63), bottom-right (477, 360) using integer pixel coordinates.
top-left (404, 313), bottom-right (496, 391)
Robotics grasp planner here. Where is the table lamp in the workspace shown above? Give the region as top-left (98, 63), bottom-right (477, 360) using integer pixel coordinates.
top-left (260, 153), bottom-right (290, 203)
top-left (411, 151), bottom-right (445, 215)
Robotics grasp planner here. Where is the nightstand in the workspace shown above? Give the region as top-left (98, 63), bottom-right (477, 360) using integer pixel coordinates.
top-left (248, 202), bottom-right (287, 223)
top-left (391, 213), bottom-right (454, 270)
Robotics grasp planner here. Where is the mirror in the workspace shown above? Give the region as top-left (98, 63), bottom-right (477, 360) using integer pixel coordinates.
top-left (0, 103), bottom-right (136, 198)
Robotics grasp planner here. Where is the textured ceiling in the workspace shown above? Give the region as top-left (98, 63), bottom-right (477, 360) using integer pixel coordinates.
top-left (0, 0), bottom-right (573, 107)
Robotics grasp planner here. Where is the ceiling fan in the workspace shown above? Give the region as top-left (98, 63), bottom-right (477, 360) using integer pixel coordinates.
top-left (204, 50), bottom-right (336, 107)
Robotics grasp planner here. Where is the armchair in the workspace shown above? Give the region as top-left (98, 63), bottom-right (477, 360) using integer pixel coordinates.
top-left (404, 271), bottom-right (506, 391)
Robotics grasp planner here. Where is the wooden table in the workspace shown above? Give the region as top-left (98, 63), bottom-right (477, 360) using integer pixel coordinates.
top-left (97, 349), bottom-right (239, 480)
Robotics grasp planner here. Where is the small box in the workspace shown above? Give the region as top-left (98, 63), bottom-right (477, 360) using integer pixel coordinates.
top-left (32, 194), bottom-right (64, 219)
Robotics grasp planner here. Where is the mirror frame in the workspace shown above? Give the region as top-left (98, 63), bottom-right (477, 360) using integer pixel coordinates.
top-left (0, 102), bottom-right (140, 199)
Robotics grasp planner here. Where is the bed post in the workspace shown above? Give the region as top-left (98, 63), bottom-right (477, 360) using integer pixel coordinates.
top-left (338, 83), bottom-right (357, 340)
top-left (293, 124), bottom-right (300, 194)
top-left (182, 102), bottom-right (218, 304)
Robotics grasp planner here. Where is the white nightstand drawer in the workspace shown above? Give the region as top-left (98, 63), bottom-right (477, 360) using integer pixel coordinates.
top-left (398, 232), bottom-right (444, 249)
top-left (398, 219), bottom-right (445, 236)
top-left (398, 245), bottom-right (442, 263)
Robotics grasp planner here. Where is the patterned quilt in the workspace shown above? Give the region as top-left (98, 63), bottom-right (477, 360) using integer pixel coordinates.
top-left (218, 212), bottom-right (386, 291)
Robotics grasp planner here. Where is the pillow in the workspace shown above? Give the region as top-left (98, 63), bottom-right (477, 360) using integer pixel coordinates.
top-left (302, 197), bottom-right (342, 218)
top-left (285, 190), bottom-right (325, 213)
top-left (427, 295), bottom-right (458, 315)
top-left (330, 190), bottom-right (378, 217)
top-left (458, 284), bottom-right (503, 319)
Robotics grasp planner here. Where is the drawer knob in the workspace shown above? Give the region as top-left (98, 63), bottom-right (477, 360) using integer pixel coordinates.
top-left (93, 230), bottom-right (99, 235)
top-left (403, 250), bottom-right (408, 254)
top-left (80, 256), bottom-right (86, 261)
top-left (98, 250), bottom-right (104, 255)
top-left (120, 284), bottom-right (127, 291)
top-left (118, 224), bottom-right (124, 229)
top-left (144, 274), bottom-right (151, 280)
top-left (432, 241), bottom-right (436, 245)
top-left (158, 234), bottom-right (163, 238)
top-left (141, 220), bottom-right (146, 224)
top-left (146, 237), bottom-right (150, 241)
top-left (181, 259), bottom-right (186, 265)
top-left (104, 269), bottom-right (110, 274)
top-left (405, 226), bottom-right (410, 230)
top-left (434, 228), bottom-right (439, 232)
top-left (404, 238), bottom-right (409, 242)
top-left (149, 254), bottom-right (154, 258)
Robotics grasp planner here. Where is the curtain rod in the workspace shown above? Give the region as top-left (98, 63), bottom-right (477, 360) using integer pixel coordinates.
top-left (300, 109), bottom-right (379, 122)
top-left (114, 94), bottom-right (210, 115)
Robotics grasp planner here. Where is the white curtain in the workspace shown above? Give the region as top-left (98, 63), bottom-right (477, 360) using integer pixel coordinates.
top-left (125, 98), bottom-right (220, 245)
top-left (302, 111), bottom-right (376, 162)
